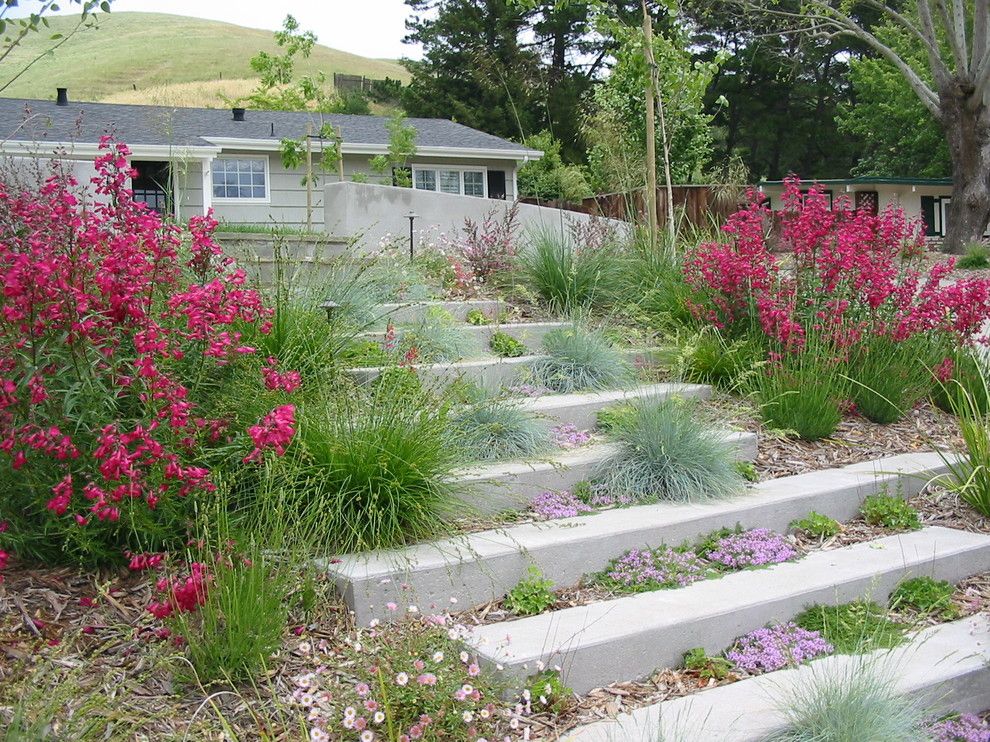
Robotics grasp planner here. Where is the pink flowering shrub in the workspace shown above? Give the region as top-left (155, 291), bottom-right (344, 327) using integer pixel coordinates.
top-left (456, 203), bottom-right (519, 283)
top-left (685, 177), bottom-right (990, 351)
top-left (0, 141), bottom-right (296, 570)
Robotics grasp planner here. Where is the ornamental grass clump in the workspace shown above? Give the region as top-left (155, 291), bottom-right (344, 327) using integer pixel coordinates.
top-left (449, 397), bottom-right (548, 462)
top-left (399, 308), bottom-right (480, 363)
top-left (764, 658), bottom-right (932, 742)
top-left (529, 325), bottom-right (632, 393)
top-left (0, 141), bottom-right (294, 571)
top-left (938, 351), bottom-right (990, 517)
top-left (701, 528), bottom-right (797, 569)
top-left (592, 398), bottom-right (746, 503)
top-left (725, 623), bottom-right (832, 673)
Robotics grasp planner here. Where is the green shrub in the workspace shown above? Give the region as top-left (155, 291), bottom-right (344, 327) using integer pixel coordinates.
top-left (172, 545), bottom-right (289, 685)
top-left (756, 349), bottom-right (849, 441)
top-left (489, 330), bottom-right (528, 358)
top-left (794, 600), bottom-right (906, 654)
top-left (518, 226), bottom-right (623, 313)
top-left (449, 398), bottom-right (548, 462)
top-left (530, 326), bottom-right (632, 393)
top-left (676, 329), bottom-right (763, 392)
top-left (889, 576), bottom-right (957, 619)
top-left (683, 647), bottom-right (733, 681)
top-left (957, 242), bottom-right (990, 270)
top-left (937, 351), bottom-right (990, 517)
top-left (734, 460), bottom-right (759, 482)
top-left (466, 308), bottom-right (489, 325)
top-left (791, 511), bottom-right (841, 539)
top-left (764, 658), bottom-right (931, 742)
top-left (506, 565), bottom-right (556, 615)
top-left (281, 379), bottom-right (463, 552)
top-left (525, 670), bottom-right (573, 714)
top-left (860, 494), bottom-right (921, 531)
top-left (847, 336), bottom-right (934, 424)
top-left (342, 339), bottom-right (391, 368)
top-left (596, 403), bottom-right (637, 432)
top-left (592, 398), bottom-right (746, 503)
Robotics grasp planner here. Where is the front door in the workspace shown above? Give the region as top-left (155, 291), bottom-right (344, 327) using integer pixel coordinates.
top-left (487, 170), bottom-right (507, 200)
top-left (132, 160), bottom-right (172, 216)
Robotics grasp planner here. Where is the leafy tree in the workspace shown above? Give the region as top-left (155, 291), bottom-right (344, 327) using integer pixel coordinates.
top-left (371, 111), bottom-right (418, 187)
top-left (838, 22), bottom-right (950, 177)
top-left (517, 130), bottom-right (593, 202)
top-left (736, 0), bottom-right (990, 252)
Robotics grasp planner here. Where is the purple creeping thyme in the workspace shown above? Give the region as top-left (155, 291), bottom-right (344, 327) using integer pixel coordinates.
top-left (530, 490), bottom-right (593, 520)
top-left (706, 528), bottom-right (798, 569)
top-left (509, 383), bottom-right (548, 398)
top-left (600, 547), bottom-right (709, 590)
top-left (587, 488), bottom-right (634, 508)
top-left (929, 714), bottom-right (990, 742)
top-left (550, 423), bottom-right (592, 449)
top-left (726, 622), bottom-right (833, 673)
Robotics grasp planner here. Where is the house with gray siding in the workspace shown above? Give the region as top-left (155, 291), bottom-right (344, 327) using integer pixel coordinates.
top-left (0, 90), bottom-right (542, 230)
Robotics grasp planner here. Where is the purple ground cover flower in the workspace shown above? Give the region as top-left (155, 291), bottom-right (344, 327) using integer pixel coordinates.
top-left (726, 622), bottom-right (832, 673)
top-left (929, 714), bottom-right (990, 742)
top-left (706, 528), bottom-right (797, 569)
top-left (598, 547), bottom-right (709, 592)
top-left (509, 383), bottom-right (548, 398)
top-left (530, 490), bottom-right (592, 519)
top-left (587, 489), bottom-right (634, 508)
top-left (551, 423), bottom-right (592, 449)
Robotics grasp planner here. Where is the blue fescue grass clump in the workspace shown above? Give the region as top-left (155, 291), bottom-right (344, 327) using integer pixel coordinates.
top-left (450, 397), bottom-right (549, 462)
top-left (529, 325), bottom-right (632, 393)
top-left (592, 397), bottom-right (746, 503)
top-left (399, 308), bottom-right (481, 363)
top-left (763, 658), bottom-right (931, 742)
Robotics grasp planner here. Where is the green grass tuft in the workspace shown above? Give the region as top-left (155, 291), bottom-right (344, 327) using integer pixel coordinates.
top-left (449, 397), bottom-right (549, 461)
top-left (592, 397), bottom-right (746, 503)
top-left (756, 348), bottom-right (849, 441)
top-left (957, 242), bottom-right (990, 270)
top-left (793, 600), bottom-right (906, 654)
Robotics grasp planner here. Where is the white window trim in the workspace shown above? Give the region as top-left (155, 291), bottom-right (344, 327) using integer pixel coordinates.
top-left (412, 164), bottom-right (488, 198)
top-left (211, 154), bottom-right (271, 204)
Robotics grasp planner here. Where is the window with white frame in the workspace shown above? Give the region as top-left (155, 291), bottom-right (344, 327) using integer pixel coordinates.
top-left (412, 166), bottom-right (486, 197)
top-left (212, 157), bottom-right (268, 201)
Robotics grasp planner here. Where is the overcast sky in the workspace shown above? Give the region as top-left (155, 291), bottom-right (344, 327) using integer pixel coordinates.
top-left (13, 0), bottom-right (423, 60)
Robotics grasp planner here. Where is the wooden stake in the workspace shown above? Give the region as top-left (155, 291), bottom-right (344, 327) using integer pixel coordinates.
top-left (641, 0), bottom-right (659, 242)
top-left (305, 121), bottom-right (313, 231)
top-left (335, 125), bottom-right (344, 181)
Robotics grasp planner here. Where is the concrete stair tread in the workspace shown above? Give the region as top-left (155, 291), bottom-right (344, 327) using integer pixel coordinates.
top-left (467, 526), bottom-right (990, 692)
top-left (516, 382), bottom-right (711, 414)
top-left (562, 614), bottom-right (990, 742)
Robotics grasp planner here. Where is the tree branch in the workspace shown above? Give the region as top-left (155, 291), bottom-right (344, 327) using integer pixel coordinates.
top-left (933, 0), bottom-right (969, 74)
top-left (974, 0), bottom-right (989, 73)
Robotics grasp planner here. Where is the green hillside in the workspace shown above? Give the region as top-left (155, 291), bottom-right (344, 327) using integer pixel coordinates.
top-left (0, 12), bottom-right (410, 106)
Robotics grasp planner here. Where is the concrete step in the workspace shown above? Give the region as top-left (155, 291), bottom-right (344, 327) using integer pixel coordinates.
top-left (518, 383), bottom-right (712, 430)
top-left (361, 321), bottom-right (571, 355)
top-left (466, 526), bottom-right (990, 694)
top-left (376, 299), bottom-right (504, 325)
top-left (328, 452), bottom-right (948, 626)
top-left (451, 432), bottom-right (758, 513)
top-left (346, 348), bottom-right (659, 387)
top-left (562, 614), bottom-right (990, 742)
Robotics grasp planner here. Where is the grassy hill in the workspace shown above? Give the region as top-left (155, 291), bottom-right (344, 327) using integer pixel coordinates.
top-left (0, 12), bottom-right (410, 108)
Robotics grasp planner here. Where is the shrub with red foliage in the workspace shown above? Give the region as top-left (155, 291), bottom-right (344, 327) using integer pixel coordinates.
top-left (0, 140), bottom-right (295, 571)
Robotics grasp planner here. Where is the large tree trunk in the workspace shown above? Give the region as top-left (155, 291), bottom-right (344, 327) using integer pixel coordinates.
top-left (942, 91), bottom-right (990, 254)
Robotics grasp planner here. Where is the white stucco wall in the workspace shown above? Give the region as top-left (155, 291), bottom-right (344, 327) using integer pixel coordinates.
top-left (324, 180), bottom-right (626, 252)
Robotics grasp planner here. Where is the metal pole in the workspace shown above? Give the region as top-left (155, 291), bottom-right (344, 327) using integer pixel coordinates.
top-left (409, 216), bottom-right (415, 260)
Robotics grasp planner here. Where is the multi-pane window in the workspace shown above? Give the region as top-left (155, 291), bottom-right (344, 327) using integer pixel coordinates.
top-left (212, 157), bottom-right (267, 200)
top-left (413, 167), bottom-right (486, 198)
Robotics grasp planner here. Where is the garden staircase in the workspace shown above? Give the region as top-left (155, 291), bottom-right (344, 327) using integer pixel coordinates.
top-left (330, 299), bottom-right (990, 735)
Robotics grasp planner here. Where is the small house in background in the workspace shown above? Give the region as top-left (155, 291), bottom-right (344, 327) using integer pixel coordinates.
top-left (758, 177), bottom-right (955, 240)
top-left (0, 90), bottom-right (542, 232)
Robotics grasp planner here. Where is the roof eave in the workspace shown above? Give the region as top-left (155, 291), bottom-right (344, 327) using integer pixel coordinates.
top-left (203, 136), bottom-right (543, 161)
top-left (0, 140), bottom-right (222, 159)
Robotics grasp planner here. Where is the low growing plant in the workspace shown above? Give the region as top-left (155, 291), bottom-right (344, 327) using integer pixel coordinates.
top-left (530, 326), bottom-right (632, 393)
top-left (791, 511), bottom-right (842, 540)
top-left (593, 546), bottom-right (712, 594)
top-left (465, 308), bottom-right (489, 325)
top-left (529, 489), bottom-right (594, 519)
top-left (725, 623), bottom-right (833, 674)
top-left (489, 330), bottom-right (528, 358)
top-left (592, 398), bottom-right (746, 503)
top-left (860, 493), bottom-right (921, 531)
top-left (889, 576), bottom-right (958, 619)
top-left (596, 403), bottom-right (637, 432)
top-left (682, 647), bottom-right (733, 681)
top-left (794, 600), bottom-right (906, 654)
top-left (957, 242), bottom-right (990, 270)
top-left (525, 670), bottom-right (573, 715)
top-left (505, 565), bottom-right (556, 615)
top-left (734, 460), bottom-right (759, 482)
top-left (449, 397), bottom-right (548, 462)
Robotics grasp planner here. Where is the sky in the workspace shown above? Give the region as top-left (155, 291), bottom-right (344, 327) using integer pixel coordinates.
top-left (13, 0), bottom-right (423, 60)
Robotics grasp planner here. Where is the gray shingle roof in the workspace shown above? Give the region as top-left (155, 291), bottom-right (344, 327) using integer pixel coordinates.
top-left (0, 97), bottom-right (532, 154)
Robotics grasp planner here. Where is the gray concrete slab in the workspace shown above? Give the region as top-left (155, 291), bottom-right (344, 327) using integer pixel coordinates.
top-left (377, 299), bottom-right (503, 325)
top-left (466, 526), bottom-right (990, 694)
top-left (327, 453), bottom-right (951, 625)
top-left (562, 615), bottom-right (990, 742)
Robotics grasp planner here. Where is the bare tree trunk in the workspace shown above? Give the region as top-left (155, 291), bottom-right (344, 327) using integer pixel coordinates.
top-left (942, 93), bottom-right (990, 253)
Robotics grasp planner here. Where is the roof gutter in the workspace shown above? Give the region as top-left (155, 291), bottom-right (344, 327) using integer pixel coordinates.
top-left (0, 140), bottom-right (222, 159)
top-left (203, 136), bottom-right (543, 162)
